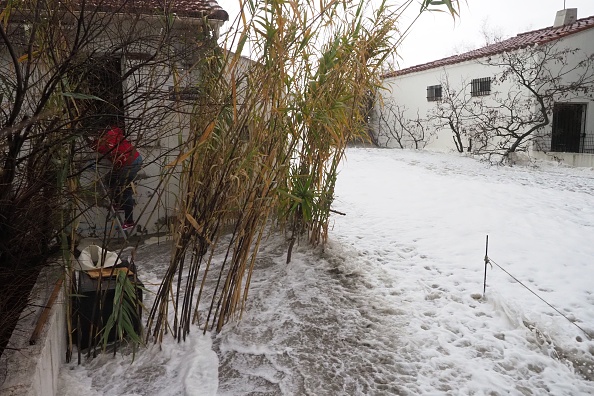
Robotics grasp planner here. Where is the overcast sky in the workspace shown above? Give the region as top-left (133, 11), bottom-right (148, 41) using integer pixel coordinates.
top-left (217, 0), bottom-right (594, 69)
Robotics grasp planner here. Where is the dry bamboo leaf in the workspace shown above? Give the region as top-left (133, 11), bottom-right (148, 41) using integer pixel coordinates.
top-left (165, 148), bottom-right (196, 168)
top-left (232, 78), bottom-right (237, 123)
top-left (185, 213), bottom-right (212, 244)
top-left (17, 53), bottom-right (30, 63)
top-left (198, 122), bottom-right (216, 146)
top-left (185, 213), bottom-right (203, 232)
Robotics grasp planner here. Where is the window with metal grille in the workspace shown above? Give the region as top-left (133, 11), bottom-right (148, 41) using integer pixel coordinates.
top-left (168, 86), bottom-right (201, 101)
top-left (471, 77), bottom-right (491, 97)
top-left (78, 56), bottom-right (125, 131)
top-left (426, 85), bottom-right (442, 102)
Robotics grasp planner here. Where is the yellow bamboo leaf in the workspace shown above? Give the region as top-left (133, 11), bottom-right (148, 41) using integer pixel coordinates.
top-left (165, 147), bottom-right (195, 168)
top-left (197, 121), bottom-right (215, 145)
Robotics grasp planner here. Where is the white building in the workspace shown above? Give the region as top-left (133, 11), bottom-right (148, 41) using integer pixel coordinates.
top-left (374, 9), bottom-right (594, 166)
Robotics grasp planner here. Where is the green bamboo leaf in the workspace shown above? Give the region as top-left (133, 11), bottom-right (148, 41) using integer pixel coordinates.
top-left (61, 92), bottom-right (107, 102)
top-left (278, 188), bottom-right (304, 203)
top-left (420, 0), bottom-right (460, 16)
top-left (120, 312), bottom-right (135, 329)
top-left (101, 315), bottom-right (117, 349)
top-left (236, 32), bottom-right (248, 55)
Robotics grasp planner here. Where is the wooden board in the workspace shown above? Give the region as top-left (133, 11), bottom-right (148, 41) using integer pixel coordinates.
top-left (86, 267), bottom-right (134, 279)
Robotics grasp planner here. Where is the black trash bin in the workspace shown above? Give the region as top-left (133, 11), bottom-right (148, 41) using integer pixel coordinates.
top-left (72, 263), bottom-right (143, 350)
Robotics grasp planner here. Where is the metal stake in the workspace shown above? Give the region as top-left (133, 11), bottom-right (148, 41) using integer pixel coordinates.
top-left (483, 235), bottom-right (489, 297)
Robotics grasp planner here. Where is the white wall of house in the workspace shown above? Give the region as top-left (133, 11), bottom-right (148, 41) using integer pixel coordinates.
top-left (534, 29), bottom-right (594, 165)
top-left (374, 26), bottom-right (594, 167)
top-left (377, 57), bottom-right (527, 154)
top-left (376, 59), bottom-right (509, 152)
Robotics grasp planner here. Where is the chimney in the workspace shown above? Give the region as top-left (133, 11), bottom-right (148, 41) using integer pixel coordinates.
top-left (554, 8), bottom-right (577, 27)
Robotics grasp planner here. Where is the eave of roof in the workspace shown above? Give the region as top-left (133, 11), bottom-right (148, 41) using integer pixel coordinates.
top-left (74, 0), bottom-right (229, 21)
top-left (383, 14), bottom-right (594, 79)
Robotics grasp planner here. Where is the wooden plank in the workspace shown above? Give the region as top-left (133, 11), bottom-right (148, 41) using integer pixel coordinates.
top-left (29, 276), bottom-right (64, 345)
top-left (86, 267), bottom-right (134, 279)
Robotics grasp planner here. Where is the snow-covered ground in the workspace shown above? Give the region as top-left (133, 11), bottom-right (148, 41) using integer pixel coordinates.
top-left (59, 148), bottom-right (594, 395)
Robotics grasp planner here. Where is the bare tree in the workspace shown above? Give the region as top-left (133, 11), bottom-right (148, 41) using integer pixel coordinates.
top-left (473, 43), bottom-right (594, 162)
top-left (451, 18), bottom-right (506, 55)
top-left (480, 19), bottom-right (506, 46)
top-left (429, 75), bottom-right (475, 153)
top-left (375, 99), bottom-right (433, 149)
top-left (429, 43), bottom-right (594, 163)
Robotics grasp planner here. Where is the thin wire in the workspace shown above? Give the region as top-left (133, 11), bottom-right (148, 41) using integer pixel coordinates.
top-left (487, 256), bottom-right (592, 341)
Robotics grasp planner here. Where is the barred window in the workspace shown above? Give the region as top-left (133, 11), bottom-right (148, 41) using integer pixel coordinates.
top-left (427, 85), bottom-right (442, 102)
top-left (169, 86), bottom-right (201, 101)
top-left (471, 77), bottom-right (491, 97)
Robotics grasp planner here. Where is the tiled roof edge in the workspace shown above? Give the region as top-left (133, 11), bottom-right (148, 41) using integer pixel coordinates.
top-left (382, 14), bottom-right (594, 79)
top-left (0, 0), bottom-right (231, 22)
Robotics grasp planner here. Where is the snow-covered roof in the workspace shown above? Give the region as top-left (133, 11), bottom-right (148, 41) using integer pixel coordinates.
top-left (383, 14), bottom-right (594, 79)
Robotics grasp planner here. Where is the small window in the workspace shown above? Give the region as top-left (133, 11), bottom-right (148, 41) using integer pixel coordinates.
top-left (169, 86), bottom-right (201, 101)
top-left (471, 77), bottom-right (491, 97)
top-left (427, 85), bottom-right (442, 102)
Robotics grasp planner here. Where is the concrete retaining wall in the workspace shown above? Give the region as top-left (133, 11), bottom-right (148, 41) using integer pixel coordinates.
top-left (532, 151), bottom-right (594, 167)
top-left (0, 264), bottom-right (66, 396)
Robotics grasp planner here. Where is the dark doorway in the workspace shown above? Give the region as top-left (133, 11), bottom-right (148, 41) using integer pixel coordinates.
top-left (82, 56), bottom-right (125, 132)
top-left (550, 103), bottom-right (586, 153)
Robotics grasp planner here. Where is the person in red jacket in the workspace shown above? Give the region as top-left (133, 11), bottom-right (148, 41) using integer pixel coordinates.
top-left (90, 126), bottom-right (143, 231)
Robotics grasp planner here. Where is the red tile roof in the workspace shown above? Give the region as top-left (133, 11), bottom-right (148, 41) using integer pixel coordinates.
top-left (85, 0), bottom-right (229, 20)
top-left (383, 14), bottom-right (594, 79)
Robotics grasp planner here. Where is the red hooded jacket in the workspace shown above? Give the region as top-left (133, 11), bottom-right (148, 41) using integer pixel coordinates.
top-left (92, 126), bottom-right (140, 169)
